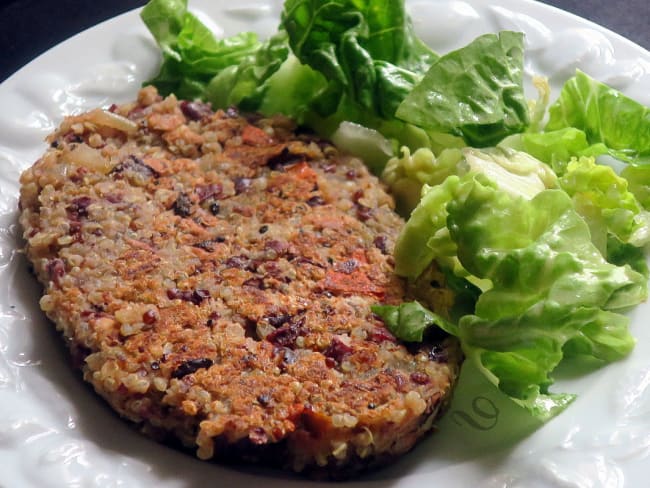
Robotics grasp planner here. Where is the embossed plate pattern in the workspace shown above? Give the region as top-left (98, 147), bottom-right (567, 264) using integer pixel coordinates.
top-left (1, 1), bottom-right (649, 486)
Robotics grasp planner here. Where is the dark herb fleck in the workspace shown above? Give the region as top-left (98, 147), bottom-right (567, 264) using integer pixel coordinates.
top-left (172, 193), bottom-right (192, 217)
top-left (257, 394), bottom-right (271, 406)
top-left (171, 358), bottom-right (213, 379)
top-left (266, 314), bottom-right (290, 327)
top-left (373, 235), bottom-right (388, 254)
top-left (267, 147), bottom-right (302, 170)
top-left (306, 196), bottom-right (325, 207)
top-left (110, 155), bottom-right (158, 178)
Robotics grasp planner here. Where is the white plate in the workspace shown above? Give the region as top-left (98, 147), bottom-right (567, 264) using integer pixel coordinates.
top-left (1, 1), bottom-right (649, 486)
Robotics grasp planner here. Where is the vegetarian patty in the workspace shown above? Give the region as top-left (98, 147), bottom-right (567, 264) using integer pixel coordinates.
top-left (18, 86), bottom-right (461, 478)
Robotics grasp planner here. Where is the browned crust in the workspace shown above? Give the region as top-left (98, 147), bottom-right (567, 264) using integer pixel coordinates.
top-left (18, 86), bottom-right (461, 478)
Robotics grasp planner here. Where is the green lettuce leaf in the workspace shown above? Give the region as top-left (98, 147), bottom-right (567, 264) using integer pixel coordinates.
top-left (141, 0), bottom-right (261, 100)
top-left (502, 128), bottom-right (609, 173)
top-left (392, 146), bottom-right (557, 278)
top-left (450, 183), bottom-right (643, 417)
top-left (607, 236), bottom-right (650, 279)
top-left (281, 0), bottom-right (438, 117)
top-left (205, 33), bottom-right (329, 119)
top-left (622, 164), bottom-right (650, 209)
top-left (558, 156), bottom-right (650, 255)
top-left (371, 301), bottom-right (456, 341)
top-left (396, 31), bottom-right (529, 147)
top-left (546, 70), bottom-right (650, 164)
top-left (381, 146), bottom-right (463, 215)
top-left (391, 172), bottom-right (646, 419)
top-left (393, 174), bottom-right (463, 279)
top-left (278, 0), bottom-right (452, 161)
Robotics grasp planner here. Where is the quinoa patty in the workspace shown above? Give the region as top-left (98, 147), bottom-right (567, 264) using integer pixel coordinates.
top-left (18, 86), bottom-right (461, 478)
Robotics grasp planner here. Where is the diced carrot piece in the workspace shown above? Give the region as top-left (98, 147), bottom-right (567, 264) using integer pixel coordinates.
top-left (321, 270), bottom-right (385, 298)
top-left (242, 125), bottom-right (273, 146)
top-left (287, 161), bottom-right (317, 181)
top-left (142, 157), bottom-right (169, 175)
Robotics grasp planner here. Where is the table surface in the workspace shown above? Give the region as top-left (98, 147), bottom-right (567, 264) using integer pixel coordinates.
top-left (0, 0), bottom-right (648, 83)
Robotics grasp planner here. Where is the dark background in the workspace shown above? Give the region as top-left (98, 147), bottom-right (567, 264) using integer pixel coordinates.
top-left (0, 0), bottom-right (648, 83)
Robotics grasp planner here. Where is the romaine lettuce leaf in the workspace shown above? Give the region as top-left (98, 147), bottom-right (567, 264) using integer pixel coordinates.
top-left (396, 31), bottom-right (529, 147)
top-left (141, 0), bottom-right (261, 100)
top-left (204, 34), bottom-right (329, 119)
top-left (281, 0), bottom-right (438, 118)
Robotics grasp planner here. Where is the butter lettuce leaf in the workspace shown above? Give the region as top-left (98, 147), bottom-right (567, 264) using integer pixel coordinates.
top-left (505, 128), bottom-right (609, 172)
top-left (622, 164), bottom-right (650, 210)
top-left (558, 156), bottom-right (650, 255)
top-left (390, 171), bottom-right (646, 419)
top-left (381, 146), bottom-right (463, 215)
top-left (449, 182), bottom-right (643, 417)
top-left (396, 31), bottom-right (529, 147)
top-left (546, 70), bottom-right (650, 164)
top-left (371, 301), bottom-right (456, 342)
